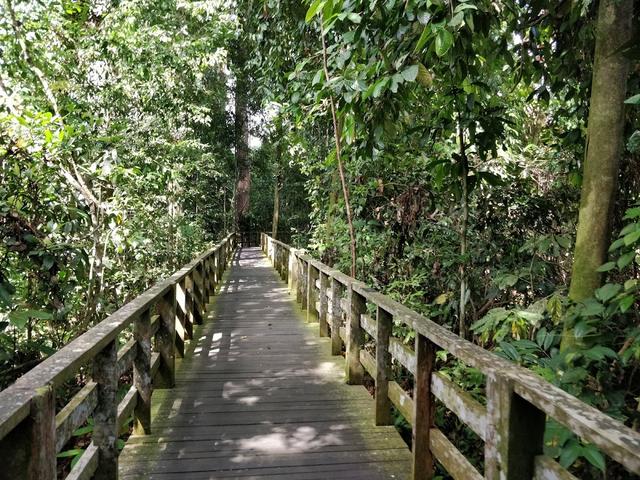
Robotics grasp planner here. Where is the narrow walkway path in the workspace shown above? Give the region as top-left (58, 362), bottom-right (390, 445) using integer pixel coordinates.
top-left (120, 247), bottom-right (411, 479)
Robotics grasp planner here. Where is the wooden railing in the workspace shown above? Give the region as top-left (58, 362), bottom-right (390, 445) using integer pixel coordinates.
top-left (261, 233), bottom-right (640, 480)
top-left (0, 234), bottom-right (236, 480)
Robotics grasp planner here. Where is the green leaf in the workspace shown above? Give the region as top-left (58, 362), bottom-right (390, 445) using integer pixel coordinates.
top-left (582, 444), bottom-right (606, 472)
top-left (400, 65), bottom-right (419, 82)
top-left (609, 237), bottom-right (626, 251)
top-left (617, 251), bottom-right (636, 269)
top-left (435, 29), bottom-right (454, 57)
top-left (312, 69), bottom-right (323, 86)
top-left (623, 207), bottom-right (640, 219)
top-left (305, 0), bottom-right (325, 22)
top-left (448, 11), bottom-right (464, 27)
top-left (595, 261), bottom-right (615, 272)
top-left (619, 295), bottom-right (635, 313)
top-left (595, 283), bottom-right (622, 302)
top-left (57, 448), bottom-right (84, 458)
top-left (559, 440), bottom-right (581, 468)
top-left (346, 13), bottom-right (361, 23)
top-left (624, 229), bottom-right (640, 246)
top-left (624, 93), bottom-right (640, 105)
top-left (414, 25), bottom-right (432, 53)
top-left (574, 321), bottom-right (596, 339)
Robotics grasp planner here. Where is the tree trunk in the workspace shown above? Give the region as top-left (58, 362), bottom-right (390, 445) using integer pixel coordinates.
top-left (272, 121), bottom-right (284, 240)
top-left (234, 67), bottom-right (250, 233)
top-left (458, 117), bottom-right (469, 339)
top-left (562, 0), bottom-right (633, 349)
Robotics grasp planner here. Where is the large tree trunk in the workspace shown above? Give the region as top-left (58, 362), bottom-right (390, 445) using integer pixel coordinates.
top-left (562, 0), bottom-right (633, 349)
top-left (271, 122), bottom-right (284, 240)
top-left (234, 70), bottom-right (250, 233)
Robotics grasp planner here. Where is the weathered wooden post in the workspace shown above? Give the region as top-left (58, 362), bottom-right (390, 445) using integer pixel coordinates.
top-left (185, 273), bottom-right (196, 331)
top-left (300, 258), bottom-right (308, 310)
top-left (294, 255), bottom-right (305, 304)
top-left (156, 286), bottom-right (176, 388)
top-left (93, 340), bottom-right (118, 479)
top-left (306, 263), bottom-right (319, 323)
top-left (375, 306), bottom-right (393, 425)
top-left (174, 278), bottom-right (187, 358)
top-left (330, 277), bottom-right (344, 356)
top-left (412, 333), bottom-right (436, 480)
top-left (346, 286), bottom-right (365, 384)
top-left (318, 272), bottom-right (329, 337)
top-left (133, 309), bottom-right (151, 435)
top-left (192, 263), bottom-right (204, 324)
top-left (1, 384), bottom-right (56, 479)
top-left (484, 375), bottom-right (545, 479)
top-left (213, 246), bottom-right (221, 288)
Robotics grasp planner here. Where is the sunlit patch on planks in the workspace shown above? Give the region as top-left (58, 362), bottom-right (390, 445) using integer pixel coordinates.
top-left (119, 247), bottom-right (411, 479)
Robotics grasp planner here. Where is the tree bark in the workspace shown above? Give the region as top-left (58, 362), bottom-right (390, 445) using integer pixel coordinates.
top-left (272, 121), bottom-right (283, 240)
top-left (458, 118), bottom-right (469, 339)
top-left (234, 65), bottom-right (250, 233)
top-left (562, 0), bottom-right (633, 349)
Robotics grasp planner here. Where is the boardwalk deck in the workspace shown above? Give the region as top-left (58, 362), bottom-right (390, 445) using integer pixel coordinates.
top-left (119, 247), bottom-right (411, 479)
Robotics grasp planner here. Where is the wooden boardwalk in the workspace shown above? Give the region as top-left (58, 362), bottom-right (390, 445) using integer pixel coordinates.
top-left (119, 247), bottom-right (411, 479)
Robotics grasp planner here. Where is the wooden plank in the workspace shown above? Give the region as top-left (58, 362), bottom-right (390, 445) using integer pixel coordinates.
top-left (55, 382), bottom-right (97, 452)
top-left (375, 306), bottom-right (393, 426)
top-left (485, 374), bottom-right (545, 480)
top-left (360, 350), bottom-right (376, 377)
top-left (360, 313), bottom-right (376, 337)
top-left (66, 443), bottom-right (99, 480)
top-left (388, 381), bottom-right (413, 425)
top-left (318, 272), bottom-right (329, 338)
top-left (306, 264), bottom-right (319, 323)
top-left (119, 247), bottom-right (411, 480)
top-left (431, 372), bottom-right (487, 441)
top-left (116, 339), bottom-right (137, 378)
top-left (92, 340), bottom-right (118, 480)
top-left (330, 277), bottom-right (344, 356)
top-left (430, 428), bottom-right (482, 480)
top-left (155, 287), bottom-right (176, 388)
top-left (533, 455), bottom-right (579, 480)
top-left (412, 333), bottom-right (435, 479)
top-left (346, 287), bottom-right (365, 384)
top-left (389, 337), bottom-right (416, 374)
top-left (117, 385), bottom-right (138, 429)
top-left (133, 309), bottom-right (151, 435)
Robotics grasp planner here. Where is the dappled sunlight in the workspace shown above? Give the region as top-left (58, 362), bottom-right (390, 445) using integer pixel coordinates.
top-left (229, 426), bottom-right (345, 462)
top-left (120, 248), bottom-right (411, 478)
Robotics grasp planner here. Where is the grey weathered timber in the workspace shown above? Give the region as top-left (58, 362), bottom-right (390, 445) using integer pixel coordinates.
top-left (485, 374), bottom-right (545, 480)
top-left (375, 306), bottom-right (393, 426)
top-left (134, 309), bottom-right (152, 435)
top-left (329, 277), bottom-right (344, 356)
top-left (119, 248), bottom-right (411, 480)
top-left (306, 263), bottom-right (319, 323)
top-left (1, 385), bottom-right (57, 480)
top-left (155, 287), bottom-right (177, 388)
top-left (318, 271), bottom-right (329, 337)
top-left (412, 333), bottom-right (435, 480)
top-left (93, 340), bottom-right (118, 480)
top-left (346, 286), bottom-right (365, 385)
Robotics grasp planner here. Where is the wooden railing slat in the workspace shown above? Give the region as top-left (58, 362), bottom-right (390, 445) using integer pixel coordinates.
top-left (55, 382), bottom-right (98, 453)
top-left (430, 428), bottom-right (483, 480)
top-left (66, 443), bottom-right (99, 480)
top-left (533, 455), bottom-right (580, 480)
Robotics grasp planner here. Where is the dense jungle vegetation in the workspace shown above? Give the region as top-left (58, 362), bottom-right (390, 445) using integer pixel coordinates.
top-left (1, 0), bottom-right (639, 477)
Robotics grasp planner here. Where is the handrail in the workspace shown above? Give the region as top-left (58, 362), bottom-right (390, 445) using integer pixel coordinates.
top-left (0, 233), bottom-right (236, 480)
top-left (260, 232), bottom-right (640, 479)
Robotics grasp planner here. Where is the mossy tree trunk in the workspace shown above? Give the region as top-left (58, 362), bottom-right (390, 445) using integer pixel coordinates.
top-left (562, 0), bottom-right (633, 349)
